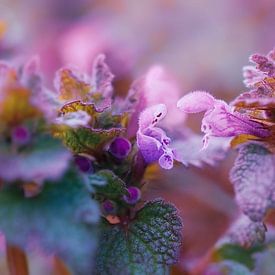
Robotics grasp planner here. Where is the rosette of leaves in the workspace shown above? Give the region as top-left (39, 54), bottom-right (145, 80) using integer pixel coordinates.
top-left (52, 59), bottom-right (129, 158)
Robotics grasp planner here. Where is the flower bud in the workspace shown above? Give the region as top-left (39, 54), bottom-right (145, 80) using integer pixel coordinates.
top-left (101, 200), bottom-right (117, 215)
top-left (109, 137), bottom-right (132, 160)
top-left (74, 155), bottom-right (94, 173)
top-left (123, 187), bottom-right (141, 205)
top-left (12, 126), bottom-right (30, 145)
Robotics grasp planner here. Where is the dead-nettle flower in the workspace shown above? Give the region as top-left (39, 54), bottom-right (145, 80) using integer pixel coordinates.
top-left (136, 104), bottom-right (175, 169)
top-left (177, 91), bottom-right (270, 149)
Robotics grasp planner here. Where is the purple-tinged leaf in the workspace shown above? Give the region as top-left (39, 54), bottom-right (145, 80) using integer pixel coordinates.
top-left (91, 54), bottom-right (114, 97)
top-left (230, 143), bottom-right (275, 221)
top-left (54, 67), bottom-right (92, 102)
top-left (219, 214), bottom-right (266, 248)
top-left (0, 136), bottom-right (71, 183)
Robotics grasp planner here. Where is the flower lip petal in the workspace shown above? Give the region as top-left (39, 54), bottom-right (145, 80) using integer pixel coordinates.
top-left (136, 104), bottom-right (176, 169)
top-left (159, 153), bottom-right (174, 169)
top-left (139, 103), bottom-right (167, 130)
top-left (177, 91), bottom-right (215, 113)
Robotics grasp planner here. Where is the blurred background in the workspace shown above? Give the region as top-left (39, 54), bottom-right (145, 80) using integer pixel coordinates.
top-left (0, 0), bottom-right (274, 274)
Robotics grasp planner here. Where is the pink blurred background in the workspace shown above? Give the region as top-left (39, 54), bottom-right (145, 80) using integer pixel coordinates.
top-left (0, 0), bottom-right (274, 274)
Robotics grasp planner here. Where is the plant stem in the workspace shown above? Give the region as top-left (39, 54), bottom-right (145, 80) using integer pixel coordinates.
top-left (6, 244), bottom-right (29, 275)
top-left (52, 256), bottom-right (71, 275)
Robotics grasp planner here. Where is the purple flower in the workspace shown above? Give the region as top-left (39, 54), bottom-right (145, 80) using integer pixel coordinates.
top-left (177, 91), bottom-right (270, 149)
top-left (136, 104), bottom-right (175, 169)
top-left (108, 137), bottom-right (132, 160)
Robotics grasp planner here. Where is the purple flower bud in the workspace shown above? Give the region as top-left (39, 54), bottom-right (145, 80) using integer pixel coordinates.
top-left (74, 155), bottom-right (94, 173)
top-left (123, 187), bottom-right (141, 205)
top-left (11, 126), bottom-right (31, 145)
top-left (101, 200), bottom-right (117, 215)
top-left (109, 137), bottom-right (132, 159)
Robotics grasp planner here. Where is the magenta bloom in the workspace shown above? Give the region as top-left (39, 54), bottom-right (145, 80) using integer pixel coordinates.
top-left (136, 104), bottom-right (175, 169)
top-left (177, 91), bottom-right (270, 148)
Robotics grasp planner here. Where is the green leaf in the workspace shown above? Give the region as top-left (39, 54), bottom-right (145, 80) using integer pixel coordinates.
top-left (59, 126), bottom-right (124, 154)
top-left (96, 111), bottom-right (128, 129)
top-left (214, 244), bottom-right (262, 270)
top-left (0, 135), bottom-right (71, 183)
top-left (0, 170), bottom-right (99, 274)
top-left (88, 170), bottom-right (128, 200)
top-left (56, 100), bottom-right (127, 154)
top-left (95, 199), bottom-right (182, 275)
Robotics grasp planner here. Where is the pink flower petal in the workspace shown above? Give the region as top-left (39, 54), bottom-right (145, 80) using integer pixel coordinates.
top-left (144, 65), bottom-right (184, 127)
top-left (177, 91), bottom-right (215, 113)
top-left (138, 104), bottom-right (167, 130)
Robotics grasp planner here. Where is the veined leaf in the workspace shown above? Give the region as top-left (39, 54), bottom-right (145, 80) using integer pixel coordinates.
top-left (88, 170), bottom-right (128, 200)
top-left (230, 143), bottom-right (275, 221)
top-left (55, 126), bottom-right (125, 154)
top-left (95, 199), bottom-right (182, 275)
